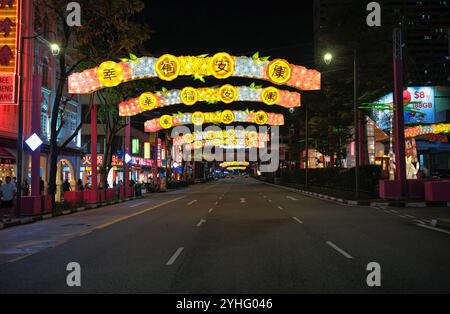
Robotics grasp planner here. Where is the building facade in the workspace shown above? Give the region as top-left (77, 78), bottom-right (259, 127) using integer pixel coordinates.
top-left (0, 0), bottom-right (83, 197)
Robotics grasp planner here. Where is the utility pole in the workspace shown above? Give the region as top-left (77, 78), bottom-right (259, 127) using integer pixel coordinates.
top-left (354, 49), bottom-right (360, 199)
top-left (393, 28), bottom-right (407, 197)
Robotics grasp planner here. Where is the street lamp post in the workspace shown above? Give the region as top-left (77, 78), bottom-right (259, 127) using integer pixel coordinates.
top-left (16, 33), bottom-right (59, 216)
top-left (304, 102), bottom-right (309, 187)
top-left (323, 50), bottom-right (360, 199)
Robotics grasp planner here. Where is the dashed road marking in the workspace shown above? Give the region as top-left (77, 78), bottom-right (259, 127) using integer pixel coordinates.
top-left (292, 217), bottom-right (303, 224)
top-left (326, 241), bottom-right (353, 259)
top-left (166, 247), bottom-right (184, 265)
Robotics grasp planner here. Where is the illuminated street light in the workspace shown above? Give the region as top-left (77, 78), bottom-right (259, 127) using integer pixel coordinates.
top-left (323, 53), bottom-right (333, 65)
top-left (50, 43), bottom-right (60, 56)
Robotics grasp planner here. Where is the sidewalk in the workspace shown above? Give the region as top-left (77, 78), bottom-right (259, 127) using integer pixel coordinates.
top-left (262, 180), bottom-right (450, 209)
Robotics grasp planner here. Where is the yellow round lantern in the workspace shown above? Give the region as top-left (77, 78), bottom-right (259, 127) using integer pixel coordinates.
top-left (183, 133), bottom-right (194, 143)
top-left (219, 84), bottom-right (238, 104)
top-left (191, 111), bottom-right (205, 126)
top-left (155, 54), bottom-right (180, 81)
top-left (247, 130), bottom-right (259, 141)
top-left (193, 140), bottom-right (203, 149)
top-left (261, 87), bottom-right (280, 105)
top-left (138, 92), bottom-right (158, 111)
top-left (267, 59), bottom-right (292, 85)
top-left (254, 110), bottom-right (269, 125)
top-left (97, 61), bottom-right (124, 87)
top-left (210, 52), bottom-right (235, 79)
top-left (160, 115), bottom-right (173, 129)
top-left (221, 110), bottom-right (235, 124)
top-left (206, 130), bottom-right (215, 140)
top-left (180, 87), bottom-right (198, 106)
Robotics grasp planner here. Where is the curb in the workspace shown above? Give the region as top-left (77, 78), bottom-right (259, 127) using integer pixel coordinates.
top-left (0, 195), bottom-right (145, 231)
top-left (262, 181), bottom-right (450, 208)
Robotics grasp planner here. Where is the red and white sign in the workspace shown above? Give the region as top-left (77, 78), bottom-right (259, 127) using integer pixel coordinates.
top-left (0, 0), bottom-right (21, 105)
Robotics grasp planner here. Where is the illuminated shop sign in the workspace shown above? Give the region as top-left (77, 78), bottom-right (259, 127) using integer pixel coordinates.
top-left (373, 87), bottom-right (436, 130)
top-left (0, 0), bottom-right (20, 104)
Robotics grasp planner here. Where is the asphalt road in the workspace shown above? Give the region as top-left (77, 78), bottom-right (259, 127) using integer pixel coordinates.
top-left (0, 177), bottom-right (449, 293)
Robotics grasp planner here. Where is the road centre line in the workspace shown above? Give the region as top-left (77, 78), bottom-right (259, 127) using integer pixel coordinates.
top-left (292, 217), bottom-right (303, 224)
top-left (95, 196), bottom-right (185, 230)
top-left (187, 200), bottom-right (197, 206)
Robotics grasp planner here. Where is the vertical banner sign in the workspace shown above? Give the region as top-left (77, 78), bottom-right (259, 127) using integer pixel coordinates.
top-left (144, 142), bottom-right (150, 159)
top-left (157, 138), bottom-right (162, 168)
top-left (0, 0), bottom-right (20, 104)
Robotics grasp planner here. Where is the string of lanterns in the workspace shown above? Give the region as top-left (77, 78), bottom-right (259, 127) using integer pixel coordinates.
top-left (118, 85), bottom-right (301, 116)
top-left (68, 52), bottom-right (321, 94)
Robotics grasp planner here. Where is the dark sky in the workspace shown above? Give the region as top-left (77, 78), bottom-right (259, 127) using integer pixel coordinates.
top-left (141, 1), bottom-right (314, 67)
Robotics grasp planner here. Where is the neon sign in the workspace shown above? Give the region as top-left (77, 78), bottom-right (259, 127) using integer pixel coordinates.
top-left (0, 0), bottom-right (20, 105)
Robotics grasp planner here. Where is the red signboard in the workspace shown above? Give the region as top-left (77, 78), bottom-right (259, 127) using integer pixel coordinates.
top-left (0, 0), bottom-right (21, 105)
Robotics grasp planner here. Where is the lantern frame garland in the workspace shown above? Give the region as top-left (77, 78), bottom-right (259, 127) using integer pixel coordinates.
top-left (68, 53), bottom-right (321, 94)
top-left (119, 85), bottom-right (301, 116)
top-left (144, 110), bottom-right (284, 133)
top-left (404, 123), bottom-right (450, 138)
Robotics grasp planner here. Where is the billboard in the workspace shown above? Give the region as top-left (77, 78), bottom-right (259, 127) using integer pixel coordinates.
top-left (372, 87), bottom-right (436, 130)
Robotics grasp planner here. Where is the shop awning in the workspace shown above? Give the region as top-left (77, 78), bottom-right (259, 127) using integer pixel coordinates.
top-left (0, 147), bottom-right (15, 164)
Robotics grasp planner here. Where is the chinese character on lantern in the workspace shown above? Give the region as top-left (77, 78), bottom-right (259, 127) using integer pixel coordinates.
top-left (97, 61), bottom-right (124, 87)
top-left (261, 87), bottom-right (280, 105)
top-left (219, 84), bottom-right (237, 103)
top-left (155, 54), bottom-right (180, 81)
top-left (220, 110), bottom-right (235, 124)
top-left (180, 87), bottom-right (197, 106)
top-left (138, 92), bottom-right (157, 111)
top-left (210, 52), bottom-right (234, 79)
top-left (267, 59), bottom-right (292, 85)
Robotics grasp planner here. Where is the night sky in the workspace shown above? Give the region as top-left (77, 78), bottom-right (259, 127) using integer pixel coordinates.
top-left (142, 1), bottom-right (314, 66)
top-left (134, 1), bottom-right (314, 125)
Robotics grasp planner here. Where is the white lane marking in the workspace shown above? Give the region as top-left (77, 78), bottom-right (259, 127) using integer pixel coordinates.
top-left (390, 210), bottom-right (399, 213)
top-left (240, 198), bottom-right (246, 203)
top-left (384, 210), bottom-right (392, 214)
top-left (405, 215), bottom-right (416, 219)
top-left (398, 215), bottom-right (408, 219)
top-left (197, 219), bottom-right (206, 227)
top-left (268, 199), bottom-right (273, 203)
top-left (416, 224), bottom-right (450, 235)
top-left (278, 206), bottom-right (284, 210)
top-left (166, 247), bottom-right (184, 265)
top-left (130, 201), bottom-right (147, 208)
top-left (208, 208), bottom-right (214, 213)
top-left (292, 217), bottom-right (303, 224)
top-left (215, 201), bottom-right (219, 205)
top-left (219, 197), bottom-right (223, 200)
top-left (326, 241), bottom-right (353, 259)
top-left (8, 253), bottom-right (34, 263)
top-left (263, 195), bottom-right (267, 198)
top-left (187, 200), bottom-right (197, 206)
top-left (286, 196), bottom-right (299, 201)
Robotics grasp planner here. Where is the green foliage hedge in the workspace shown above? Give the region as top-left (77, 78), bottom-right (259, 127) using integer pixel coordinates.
top-left (279, 165), bottom-right (382, 193)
